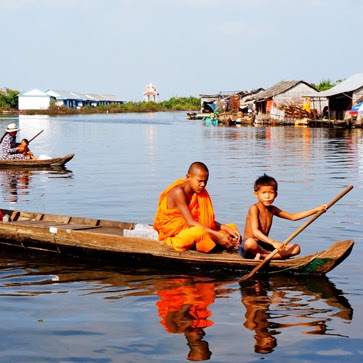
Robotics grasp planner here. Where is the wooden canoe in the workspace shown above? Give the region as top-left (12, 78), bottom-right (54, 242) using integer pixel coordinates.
top-left (0, 209), bottom-right (354, 276)
top-left (0, 154), bottom-right (75, 169)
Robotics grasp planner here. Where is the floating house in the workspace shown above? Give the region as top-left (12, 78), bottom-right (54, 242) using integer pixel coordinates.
top-left (250, 80), bottom-right (322, 122)
top-left (199, 89), bottom-right (264, 114)
top-left (18, 88), bottom-right (125, 110)
top-left (305, 73), bottom-right (363, 121)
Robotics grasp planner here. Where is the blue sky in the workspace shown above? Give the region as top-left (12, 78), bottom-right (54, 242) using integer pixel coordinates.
top-left (0, 0), bottom-right (361, 101)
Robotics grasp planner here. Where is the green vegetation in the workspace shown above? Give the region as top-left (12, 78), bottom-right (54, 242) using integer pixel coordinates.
top-left (0, 88), bottom-right (19, 110)
top-left (311, 79), bottom-right (342, 91)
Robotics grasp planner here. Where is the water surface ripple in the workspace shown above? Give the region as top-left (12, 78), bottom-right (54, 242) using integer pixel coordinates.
top-left (0, 112), bottom-right (362, 362)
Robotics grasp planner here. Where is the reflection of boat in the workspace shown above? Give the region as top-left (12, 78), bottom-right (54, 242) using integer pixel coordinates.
top-left (0, 153), bottom-right (74, 169)
top-left (0, 170), bottom-right (32, 203)
top-left (0, 169), bottom-right (72, 203)
top-left (240, 275), bottom-right (353, 353)
top-left (0, 209), bottom-right (354, 276)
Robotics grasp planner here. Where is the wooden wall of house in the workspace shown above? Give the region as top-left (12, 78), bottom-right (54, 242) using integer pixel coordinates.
top-left (352, 88), bottom-right (363, 104)
top-left (273, 83), bottom-right (318, 104)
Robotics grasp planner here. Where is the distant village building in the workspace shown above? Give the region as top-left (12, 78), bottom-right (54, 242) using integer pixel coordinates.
top-left (17, 88), bottom-right (54, 110)
top-left (18, 88), bottom-right (124, 110)
top-left (143, 83), bottom-right (159, 102)
top-left (250, 80), bottom-right (323, 122)
top-left (304, 73), bottom-right (363, 120)
top-left (199, 89), bottom-right (264, 114)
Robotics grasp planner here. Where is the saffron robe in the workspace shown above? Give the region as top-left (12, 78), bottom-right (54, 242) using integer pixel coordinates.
top-left (156, 278), bottom-right (215, 334)
top-left (154, 178), bottom-right (224, 253)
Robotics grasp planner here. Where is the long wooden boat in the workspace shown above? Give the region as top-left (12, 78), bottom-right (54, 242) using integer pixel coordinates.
top-left (0, 209), bottom-right (354, 276)
top-left (0, 154), bottom-right (74, 169)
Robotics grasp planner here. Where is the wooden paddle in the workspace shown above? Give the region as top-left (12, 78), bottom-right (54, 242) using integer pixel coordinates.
top-left (28, 129), bottom-right (44, 144)
top-left (240, 185), bottom-right (353, 282)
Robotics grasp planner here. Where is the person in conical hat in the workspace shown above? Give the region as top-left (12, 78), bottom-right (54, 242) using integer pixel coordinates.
top-left (0, 123), bottom-right (27, 160)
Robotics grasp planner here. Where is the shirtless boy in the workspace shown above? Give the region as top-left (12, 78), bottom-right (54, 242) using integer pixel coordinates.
top-left (238, 174), bottom-right (327, 260)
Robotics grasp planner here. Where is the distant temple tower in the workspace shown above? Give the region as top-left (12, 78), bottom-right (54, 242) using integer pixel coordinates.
top-left (143, 83), bottom-right (159, 102)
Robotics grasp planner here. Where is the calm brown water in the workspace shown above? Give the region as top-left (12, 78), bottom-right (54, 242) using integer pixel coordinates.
top-left (0, 112), bottom-right (362, 362)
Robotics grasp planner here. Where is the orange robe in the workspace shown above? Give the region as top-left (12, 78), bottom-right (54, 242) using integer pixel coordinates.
top-left (154, 178), bottom-right (235, 253)
top-left (156, 278), bottom-right (215, 333)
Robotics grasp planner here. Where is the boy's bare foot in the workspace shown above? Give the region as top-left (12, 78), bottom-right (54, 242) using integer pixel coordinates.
top-left (254, 253), bottom-right (261, 260)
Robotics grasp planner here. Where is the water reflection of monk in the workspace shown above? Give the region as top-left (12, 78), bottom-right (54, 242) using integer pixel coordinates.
top-left (241, 279), bottom-right (329, 354)
top-left (0, 170), bottom-right (32, 203)
top-left (156, 278), bottom-right (215, 361)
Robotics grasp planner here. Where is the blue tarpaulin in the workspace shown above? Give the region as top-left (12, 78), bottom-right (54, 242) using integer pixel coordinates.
top-left (349, 102), bottom-right (363, 114)
top-left (207, 103), bottom-right (216, 111)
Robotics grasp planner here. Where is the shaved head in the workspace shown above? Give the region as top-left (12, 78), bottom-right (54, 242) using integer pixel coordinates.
top-left (188, 162), bottom-right (209, 175)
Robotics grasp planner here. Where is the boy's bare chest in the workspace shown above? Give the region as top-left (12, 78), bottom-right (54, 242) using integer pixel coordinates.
top-left (257, 208), bottom-right (273, 232)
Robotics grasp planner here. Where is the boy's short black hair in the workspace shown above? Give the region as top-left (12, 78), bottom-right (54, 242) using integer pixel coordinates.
top-left (254, 173), bottom-right (278, 192)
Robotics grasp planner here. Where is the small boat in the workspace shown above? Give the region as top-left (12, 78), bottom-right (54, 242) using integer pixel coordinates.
top-left (186, 112), bottom-right (197, 120)
top-left (0, 209), bottom-right (354, 276)
top-left (205, 113), bottom-right (218, 126)
top-left (0, 154), bottom-right (75, 169)
top-left (195, 112), bottom-right (211, 120)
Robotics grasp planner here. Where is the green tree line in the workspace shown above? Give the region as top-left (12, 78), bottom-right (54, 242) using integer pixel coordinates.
top-left (30, 96), bottom-right (201, 115)
top-left (0, 88), bottom-right (19, 110)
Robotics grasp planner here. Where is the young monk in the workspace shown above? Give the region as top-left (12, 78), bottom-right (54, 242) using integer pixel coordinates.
top-left (154, 162), bottom-right (241, 253)
top-left (238, 174), bottom-right (327, 260)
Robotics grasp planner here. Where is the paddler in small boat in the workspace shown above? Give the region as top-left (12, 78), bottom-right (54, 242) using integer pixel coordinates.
top-left (0, 123), bottom-right (27, 160)
top-left (154, 161), bottom-right (241, 253)
top-left (238, 173), bottom-right (327, 260)
top-left (19, 139), bottom-right (36, 159)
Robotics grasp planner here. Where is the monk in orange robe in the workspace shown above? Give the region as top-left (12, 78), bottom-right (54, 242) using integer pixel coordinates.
top-left (154, 161), bottom-right (241, 253)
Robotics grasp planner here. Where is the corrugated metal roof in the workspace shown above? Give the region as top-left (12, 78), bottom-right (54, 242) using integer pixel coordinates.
top-left (44, 90), bottom-right (123, 102)
top-left (308, 73), bottom-right (363, 98)
top-left (70, 91), bottom-right (89, 100)
top-left (86, 93), bottom-right (121, 102)
top-left (18, 88), bottom-right (49, 97)
top-left (254, 80), bottom-right (316, 101)
top-left (100, 94), bottom-right (121, 101)
top-left (199, 90), bottom-right (247, 98)
top-left (199, 88), bottom-right (264, 100)
top-left (46, 89), bottom-right (82, 100)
